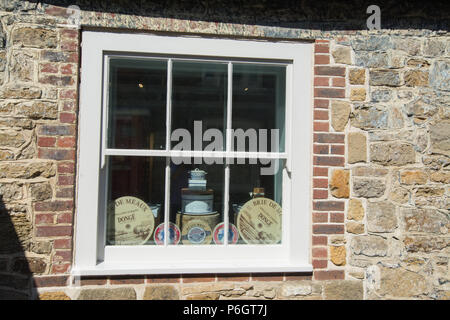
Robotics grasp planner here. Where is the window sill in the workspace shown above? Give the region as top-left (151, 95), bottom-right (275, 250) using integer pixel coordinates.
top-left (71, 261), bottom-right (313, 276)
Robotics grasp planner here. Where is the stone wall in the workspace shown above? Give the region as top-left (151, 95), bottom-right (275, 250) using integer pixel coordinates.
top-left (0, 1), bottom-right (448, 300)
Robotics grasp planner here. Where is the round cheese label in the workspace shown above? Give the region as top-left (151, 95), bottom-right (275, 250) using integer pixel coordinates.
top-left (181, 219), bottom-right (212, 245)
top-left (213, 222), bottom-right (239, 245)
top-left (106, 196), bottom-right (155, 245)
top-left (236, 197), bottom-right (282, 244)
top-left (153, 222), bottom-right (181, 245)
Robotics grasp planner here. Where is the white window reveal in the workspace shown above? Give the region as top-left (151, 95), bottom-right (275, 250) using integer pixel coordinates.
top-left (74, 31), bottom-right (313, 276)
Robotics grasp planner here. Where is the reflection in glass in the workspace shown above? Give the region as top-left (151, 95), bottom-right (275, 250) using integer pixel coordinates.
top-left (106, 156), bottom-right (165, 246)
top-left (171, 61), bottom-right (227, 150)
top-left (229, 160), bottom-right (283, 245)
top-left (169, 159), bottom-right (224, 245)
top-left (232, 64), bottom-right (286, 152)
top-left (108, 58), bottom-right (167, 150)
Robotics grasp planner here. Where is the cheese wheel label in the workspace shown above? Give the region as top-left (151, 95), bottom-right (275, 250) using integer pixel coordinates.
top-left (153, 222), bottom-right (181, 245)
top-left (181, 219), bottom-right (212, 245)
top-left (213, 222), bottom-right (239, 244)
top-left (236, 198), bottom-right (282, 244)
top-left (107, 196), bottom-right (155, 245)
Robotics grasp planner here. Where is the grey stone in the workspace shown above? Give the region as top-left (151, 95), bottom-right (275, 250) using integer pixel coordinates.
top-left (423, 39), bottom-right (446, 57)
top-left (367, 202), bottom-right (397, 233)
top-left (355, 52), bottom-right (388, 68)
top-left (279, 282), bottom-right (312, 297)
top-left (351, 36), bottom-right (392, 52)
top-left (393, 37), bottom-right (422, 55)
top-left (370, 142), bottom-right (416, 166)
top-left (351, 235), bottom-right (388, 257)
top-left (353, 178), bottom-right (386, 198)
top-left (78, 288), bottom-right (137, 300)
top-left (369, 70), bottom-right (402, 87)
top-left (371, 89), bottom-right (392, 102)
top-left (402, 208), bottom-right (449, 234)
top-left (430, 61), bottom-right (450, 91)
top-left (143, 285), bottom-right (179, 300)
top-left (430, 121), bottom-right (450, 157)
top-left (350, 105), bottom-right (388, 130)
top-left (324, 281), bottom-right (363, 300)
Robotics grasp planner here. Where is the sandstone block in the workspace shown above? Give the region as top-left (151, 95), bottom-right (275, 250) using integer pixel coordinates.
top-left (15, 101), bottom-right (58, 120)
top-left (0, 162), bottom-right (55, 179)
top-left (347, 199), bottom-right (364, 221)
top-left (279, 282), bottom-right (312, 297)
top-left (29, 182), bottom-right (53, 201)
top-left (144, 285), bottom-right (179, 300)
top-left (0, 183), bottom-right (22, 200)
top-left (348, 132), bottom-right (367, 163)
top-left (12, 27), bottom-right (57, 48)
top-left (404, 235), bottom-right (448, 253)
top-left (430, 121), bottom-right (450, 157)
top-left (349, 68), bottom-right (365, 85)
top-left (329, 169), bottom-right (349, 198)
top-left (404, 70), bottom-right (429, 87)
top-left (346, 221), bottom-right (365, 234)
top-left (78, 288), bottom-right (136, 300)
top-left (0, 86), bottom-right (41, 99)
top-left (332, 46), bottom-right (351, 64)
top-left (0, 131), bottom-right (26, 148)
top-left (324, 281), bottom-right (363, 300)
top-left (367, 202), bottom-right (397, 233)
top-left (400, 170), bottom-right (428, 185)
top-left (350, 88), bottom-right (366, 101)
top-left (330, 245), bottom-right (346, 266)
top-left (0, 213), bottom-right (31, 254)
top-left (12, 257), bottom-right (47, 274)
top-left (378, 266), bottom-right (429, 297)
top-left (39, 291), bottom-right (71, 300)
top-left (331, 100), bottom-right (350, 132)
top-left (402, 208), bottom-right (449, 234)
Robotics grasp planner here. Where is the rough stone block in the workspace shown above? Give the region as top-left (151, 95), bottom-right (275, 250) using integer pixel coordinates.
top-left (331, 100), bottom-right (350, 131)
top-left (329, 169), bottom-right (349, 198)
top-left (78, 288), bottom-right (136, 300)
top-left (370, 142), bottom-right (416, 166)
top-left (367, 202), bottom-right (397, 233)
top-left (350, 235), bottom-right (388, 257)
top-left (348, 132), bottom-right (367, 163)
top-left (143, 285), bottom-right (179, 300)
top-left (352, 178), bottom-right (386, 198)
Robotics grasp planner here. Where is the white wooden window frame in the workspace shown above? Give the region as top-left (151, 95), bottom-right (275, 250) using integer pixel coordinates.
top-left (73, 31), bottom-right (313, 276)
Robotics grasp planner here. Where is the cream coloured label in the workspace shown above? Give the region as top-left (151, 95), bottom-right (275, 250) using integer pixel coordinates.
top-left (107, 196), bottom-right (155, 245)
top-left (236, 198), bottom-right (282, 244)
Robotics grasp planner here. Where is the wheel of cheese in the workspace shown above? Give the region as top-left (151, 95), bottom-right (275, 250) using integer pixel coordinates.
top-left (106, 196), bottom-right (155, 245)
top-left (236, 197), bottom-right (282, 244)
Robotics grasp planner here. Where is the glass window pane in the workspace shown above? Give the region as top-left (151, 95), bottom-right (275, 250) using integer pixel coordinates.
top-left (229, 159), bottom-right (284, 245)
top-left (108, 58), bottom-right (167, 150)
top-left (232, 64), bottom-right (286, 152)
top-left (171, 61), bottom-right (227, 151)
top-left (169, 159), bottom-right (225, 245)
top-left (105, 156), bottom-right (165, 246)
